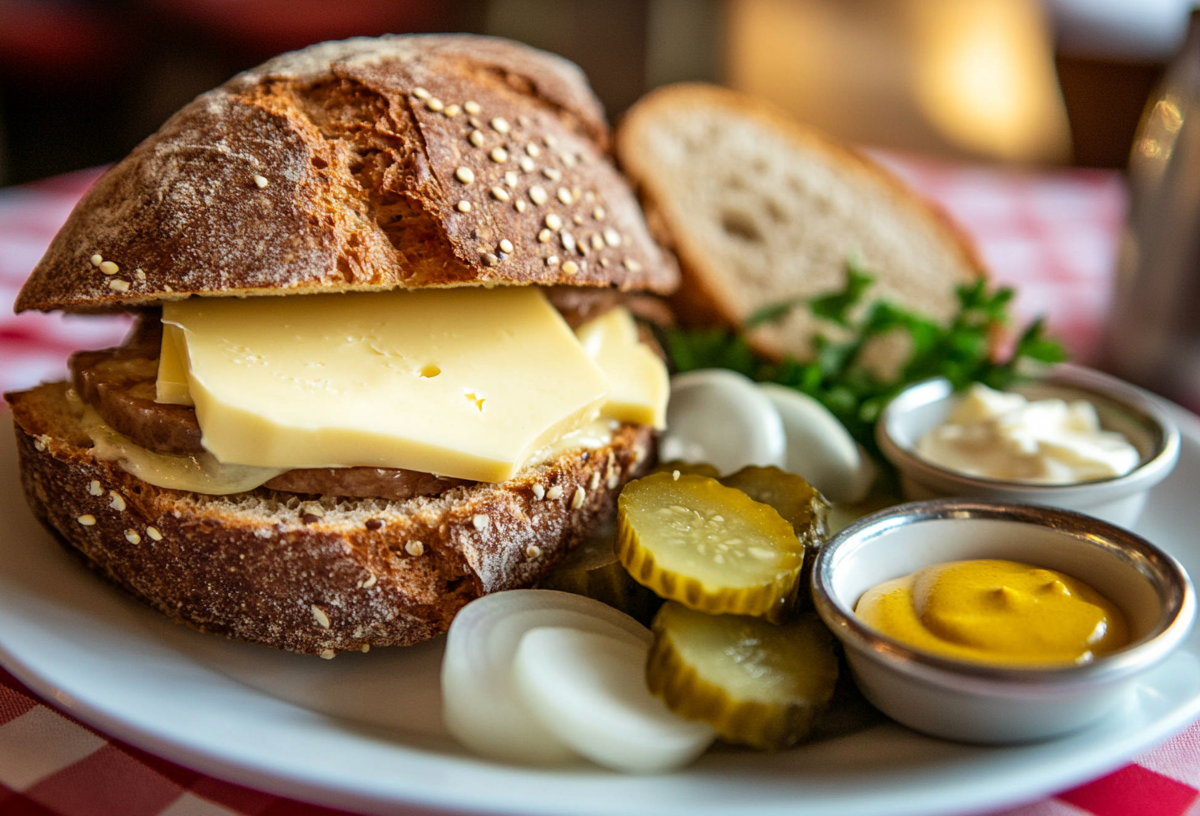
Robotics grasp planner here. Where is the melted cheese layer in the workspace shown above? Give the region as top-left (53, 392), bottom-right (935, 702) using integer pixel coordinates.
top-left (77, 397), bottom-right (286, 495)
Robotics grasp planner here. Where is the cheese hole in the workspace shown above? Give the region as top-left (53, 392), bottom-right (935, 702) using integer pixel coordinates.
top-left (466, 391), bottom-right (487, 412)
top-left (419, 364), bottom-right (441, 378)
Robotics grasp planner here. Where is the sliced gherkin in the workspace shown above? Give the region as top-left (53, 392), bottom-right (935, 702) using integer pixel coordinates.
top-left (646, 602), bottom-right (839, 750)
top-left (719, 465), bottom-right (830, 609)
top-left (537, 527), bottom-right (663, 626)
top-left (718, 465), bottom-right (828, 549)
top-left (615, 472), bottom-right (804, 621)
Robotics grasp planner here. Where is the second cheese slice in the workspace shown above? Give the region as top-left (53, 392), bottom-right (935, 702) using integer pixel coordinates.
top-left (576, 307), bottom-right (669, 429)
top-left (161, 288), bottom-right (611, 483)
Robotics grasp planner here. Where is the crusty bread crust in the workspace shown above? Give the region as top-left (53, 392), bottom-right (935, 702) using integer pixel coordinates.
top-left (7, 382), bottom-right (654, 655)
top-left (16, 35), bottom-right (677, 314)
top-left (615, 83), bottom-right (984, 363)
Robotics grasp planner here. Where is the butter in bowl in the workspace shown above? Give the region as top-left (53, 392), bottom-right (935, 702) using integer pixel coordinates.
top-left (876, 364), bottom-right (1180, 528)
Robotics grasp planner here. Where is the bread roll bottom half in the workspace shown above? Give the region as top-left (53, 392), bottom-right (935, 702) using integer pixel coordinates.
top-left (6, 381), bottom-right (654, 656)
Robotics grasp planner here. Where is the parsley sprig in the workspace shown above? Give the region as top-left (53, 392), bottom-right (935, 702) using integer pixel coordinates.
top-left (663, 260), bottom-right (1067, 456)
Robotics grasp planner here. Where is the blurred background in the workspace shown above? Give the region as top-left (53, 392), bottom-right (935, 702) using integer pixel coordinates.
top-left (0, 0), bottom-right (1194, 186)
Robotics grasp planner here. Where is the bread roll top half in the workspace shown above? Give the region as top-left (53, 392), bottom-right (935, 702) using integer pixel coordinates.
top-left (17, 35), bottom-right (678, 315)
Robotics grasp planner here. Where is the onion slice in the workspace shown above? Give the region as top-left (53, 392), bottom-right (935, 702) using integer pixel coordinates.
top-left (660, 370), bottom-right (786, 474)
top-left (514, 626), bottom-right (716, 773)
top-left (758, 383), bottom-right (873, 504)
top-left (441, 589), bottom-right (651, 765)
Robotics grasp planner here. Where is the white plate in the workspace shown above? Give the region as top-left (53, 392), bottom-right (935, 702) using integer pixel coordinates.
top-left (3, 407), bottom-right (1200, 816)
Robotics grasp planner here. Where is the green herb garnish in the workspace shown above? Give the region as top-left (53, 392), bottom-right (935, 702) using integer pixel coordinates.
top-left (664, 259), bottom-right (1067, 457)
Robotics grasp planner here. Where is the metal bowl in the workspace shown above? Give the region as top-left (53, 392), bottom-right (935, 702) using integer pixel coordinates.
top-left (811, 499), bottom-right (1195, 744)
top-left (876, 365), bottom-right (1180, 528)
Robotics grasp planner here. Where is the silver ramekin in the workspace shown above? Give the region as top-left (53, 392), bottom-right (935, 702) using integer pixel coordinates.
top-left (876, 364), bottom-right (1181, 528)
top-left (811, 499), bottom-right (1196, 744)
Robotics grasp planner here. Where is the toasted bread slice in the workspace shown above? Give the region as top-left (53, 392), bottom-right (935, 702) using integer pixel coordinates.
top-left (615, 83), bottom-right (983, 362)
top-left (7, 382), bottom-right (653, 656)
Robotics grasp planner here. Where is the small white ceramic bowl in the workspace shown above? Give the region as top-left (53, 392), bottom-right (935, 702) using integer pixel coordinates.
top-left (812, 499), bottom-right (1195, 744)
top-left (876, 365), bottom-right (1180, 528)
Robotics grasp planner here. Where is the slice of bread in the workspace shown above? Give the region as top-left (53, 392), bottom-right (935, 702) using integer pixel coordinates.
top-left (615, 83), bottom-right (984, 363)
top-left (7, 382), bottom-right (653, 656)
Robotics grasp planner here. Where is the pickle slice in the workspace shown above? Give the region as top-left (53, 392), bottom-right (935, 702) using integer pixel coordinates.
top-left (538, 527), bottom-right (663, 626)
top-left (718, 465), bottom-right (829, 549)
top-left (719, 465), bottom-right (830, 610)
top-left (646, 602), bottom-right (839, 750)
top-left (616, 472), bottom-right (804, 620)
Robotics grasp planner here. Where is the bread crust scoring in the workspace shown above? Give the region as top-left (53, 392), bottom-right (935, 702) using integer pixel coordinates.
top-left (16, 35), bottom-right (678, 314)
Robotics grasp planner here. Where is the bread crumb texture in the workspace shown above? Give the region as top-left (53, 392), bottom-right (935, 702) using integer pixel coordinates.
top-left (16, 35), bottom-right (677, 314)
top-left (615, 83), bottom-right (983, 363)
top-left (7, 382), bottom-right (654, 655)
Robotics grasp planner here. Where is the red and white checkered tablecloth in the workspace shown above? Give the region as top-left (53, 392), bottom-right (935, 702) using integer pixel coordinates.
top-left (3, 159), bottom-right (1200, 816)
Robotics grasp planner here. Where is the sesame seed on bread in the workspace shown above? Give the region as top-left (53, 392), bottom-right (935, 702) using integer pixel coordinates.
top-left (7, 382), bottom-right (654, 656)
top-left (16, 35), bottom-right (678, 315)
top-left (615, 83), bottom-right (983, 363)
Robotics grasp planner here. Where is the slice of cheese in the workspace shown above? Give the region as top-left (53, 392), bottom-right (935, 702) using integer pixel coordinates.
top-left (155, 325), bottom-right (193, 406)
top-left (576, 307), bottom-right (669, 429)
top-left (79, 403), bottom-right (285, 495)
top-left (161, 288), bottom-right (611, 483)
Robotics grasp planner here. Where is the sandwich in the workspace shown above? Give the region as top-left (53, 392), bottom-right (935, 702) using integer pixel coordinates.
top-left (4, 35), bottom-right (678, 657)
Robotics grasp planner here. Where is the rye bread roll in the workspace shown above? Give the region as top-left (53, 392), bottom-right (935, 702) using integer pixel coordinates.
top-left (6, 35), bottom-right (676, 656)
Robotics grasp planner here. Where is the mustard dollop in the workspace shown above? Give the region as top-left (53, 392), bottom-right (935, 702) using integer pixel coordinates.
top-left (854, 559), bottom-right (1129, 666)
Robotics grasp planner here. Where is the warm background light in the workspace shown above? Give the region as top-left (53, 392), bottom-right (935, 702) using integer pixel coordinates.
top-left (728, 0), bottom-right (1073, 164)
top-left (910, 0), bottom-right (1071, 163)
top-left (0, 0), bottom-right (1187, 183)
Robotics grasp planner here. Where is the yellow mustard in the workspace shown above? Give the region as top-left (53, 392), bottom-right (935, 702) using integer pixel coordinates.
top-left (854, 559), bottom-right (1129, 666)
